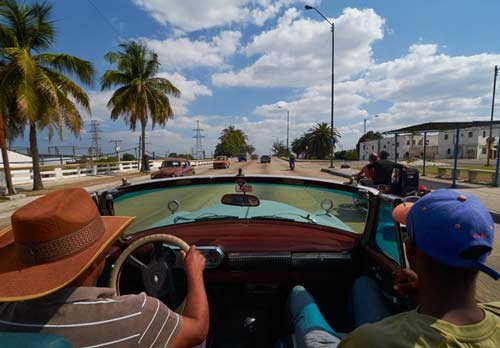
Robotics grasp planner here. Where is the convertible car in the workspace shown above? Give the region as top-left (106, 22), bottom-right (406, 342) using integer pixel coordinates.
top-left (87, 173), bottom-right (415, 347)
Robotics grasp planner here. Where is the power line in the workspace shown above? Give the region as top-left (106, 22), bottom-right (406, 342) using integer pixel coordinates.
top-left (86, 0), bottom-right (121, 37)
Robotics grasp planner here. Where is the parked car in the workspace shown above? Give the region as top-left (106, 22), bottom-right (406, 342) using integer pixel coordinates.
top-left (213, 156), bottom-right (231, 169)
top-left (150, 158), bottom-right (194, 179)
top-left (260, 155), bottom-right (271, 163)
top-left (238, 153), bottom-right (247, 162)
top-left (250, 154), bottom-right (259, 160)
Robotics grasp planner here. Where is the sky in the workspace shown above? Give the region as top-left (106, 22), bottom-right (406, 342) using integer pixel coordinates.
top-left (10, 0), bottom-right (500, 157)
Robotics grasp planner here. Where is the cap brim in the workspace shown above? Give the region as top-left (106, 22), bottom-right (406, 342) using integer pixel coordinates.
top-left (0, 216), bottom-right (134, 302)
top-left (477, 262), bottom-right (500, 281)
top-left (392, 202), bottom-right (414, 225)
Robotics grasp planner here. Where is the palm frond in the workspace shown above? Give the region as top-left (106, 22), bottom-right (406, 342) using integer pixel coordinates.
top-left (37, 53), bottom-right (94, 85)
top-left (100, 70), bottom-right (130, 90)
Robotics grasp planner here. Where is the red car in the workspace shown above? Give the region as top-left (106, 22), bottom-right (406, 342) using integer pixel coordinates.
top-left (213, 156), bottom-right (231, 169)
top-left (151, 158), bottom-right (195, 179)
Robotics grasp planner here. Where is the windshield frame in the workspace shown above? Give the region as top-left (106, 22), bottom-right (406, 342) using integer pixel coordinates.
top-left (96, 174), bottom-right (377, 235)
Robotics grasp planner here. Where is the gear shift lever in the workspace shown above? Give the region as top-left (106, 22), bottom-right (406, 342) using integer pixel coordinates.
top-left (243, 317), bottom-right (257, 347)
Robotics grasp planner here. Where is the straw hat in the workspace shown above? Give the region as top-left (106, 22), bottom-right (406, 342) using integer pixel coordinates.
top-left (0, 188), bottom-right (134, 301)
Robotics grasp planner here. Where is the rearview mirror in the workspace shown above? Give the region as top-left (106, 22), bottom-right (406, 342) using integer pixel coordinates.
top-left (221, 194), bottom-right (260, 207)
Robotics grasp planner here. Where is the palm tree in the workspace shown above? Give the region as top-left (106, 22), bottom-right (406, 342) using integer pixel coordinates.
top-left (308, 122), bottom-right (340, 159)
top-left (101, 41), bottom-right (180, 172)
top-left (0, 0), bottom-right (94, 190)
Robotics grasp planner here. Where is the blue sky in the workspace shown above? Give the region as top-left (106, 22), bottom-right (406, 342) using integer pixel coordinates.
top-left (11, 0), bottom-right (500, 156)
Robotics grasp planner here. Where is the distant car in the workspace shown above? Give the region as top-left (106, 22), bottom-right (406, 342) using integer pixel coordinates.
top-left (260, 155), bottom-right (271, 163)
top-left (250, 154), bottom-right (259, 160)
top-left (151, 158), bottom-right (194, 179)
top-left (238, 153), bottom-right (247, 162)
top-left (213, 156), bottom-right (231, 169)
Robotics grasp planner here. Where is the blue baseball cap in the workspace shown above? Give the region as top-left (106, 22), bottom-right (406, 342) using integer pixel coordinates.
top-left (394, 189), bottom-right (499, 280)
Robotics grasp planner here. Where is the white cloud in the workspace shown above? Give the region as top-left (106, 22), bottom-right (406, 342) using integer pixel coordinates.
top-left (213, 7), bottom-right (385, 87)
top-left (252, 42), bottom-right (500, 150)
top-left (131, 0), bottom-right (313, 32)
top-left (156, 72), bottom-right (212, 115)
top-left (144, 31), bottom-right (242, 69)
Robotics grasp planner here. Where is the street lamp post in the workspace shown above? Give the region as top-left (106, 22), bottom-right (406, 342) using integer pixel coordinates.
top-left (363, 114), bottom-right (379, 136)
top-left (305, 4), bottom-right (334, 167)
top-left (277, 106), bottom-right (290, 150)
top-left (487, 65), bottom-right (498, 166)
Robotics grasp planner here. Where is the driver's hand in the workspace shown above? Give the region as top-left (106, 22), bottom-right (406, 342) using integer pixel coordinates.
top-left (393, 268), bottom-right (419, 301)
top-left (181, 245), bottom-right (206, 279)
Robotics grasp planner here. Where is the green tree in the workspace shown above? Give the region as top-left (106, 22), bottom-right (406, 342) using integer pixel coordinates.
top-left (101, 41), bottom-right (180, 172)
top-left (0, 0), bottom-right (94, 190)
top-left (214, 126), bottom-right (254, 157)
top-left (291, 123), bottom-right (340, 160)
top-left (272, 140), bottom-right (290, 157)
top-left (121, 153), bottom-right (136, 161)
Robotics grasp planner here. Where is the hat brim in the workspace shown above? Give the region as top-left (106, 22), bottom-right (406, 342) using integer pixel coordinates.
top-left (0, 216), bottom-right (134, 302)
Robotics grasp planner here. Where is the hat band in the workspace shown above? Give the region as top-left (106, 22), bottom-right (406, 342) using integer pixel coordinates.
top-left (16, 214), bottom-right (105, 265)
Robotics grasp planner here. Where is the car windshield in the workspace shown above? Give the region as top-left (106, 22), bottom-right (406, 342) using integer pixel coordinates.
top-left (113, 182), bottom-right (369, 235)
top-left (162, 161), bottom-right (181, 167)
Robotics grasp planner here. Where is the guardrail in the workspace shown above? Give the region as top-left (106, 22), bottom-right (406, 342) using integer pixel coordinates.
top-left (0, 159), bottom-right (217, 187)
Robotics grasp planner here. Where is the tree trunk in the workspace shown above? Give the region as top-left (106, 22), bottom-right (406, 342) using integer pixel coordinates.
top-left (0, 111), bottom-right (15, 195)
top-left (29, 122), bottom-right (44, 190)
top-left (141, 122), bottom-right (146, 172)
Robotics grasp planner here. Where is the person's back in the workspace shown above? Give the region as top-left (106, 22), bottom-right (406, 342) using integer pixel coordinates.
top-left (339, 190), bottom-right (500, 348)
top-left (340, 302), bottom-right (500, 347)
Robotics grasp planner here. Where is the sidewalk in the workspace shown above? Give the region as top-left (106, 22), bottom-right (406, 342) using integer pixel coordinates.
top-left (0, 172), bottom-right (151, 227)
top-left (321, 167), bottom-right (500, 221)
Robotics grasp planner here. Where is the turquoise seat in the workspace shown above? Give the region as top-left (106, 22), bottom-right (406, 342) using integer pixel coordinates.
top-left (0, 332), bottom-right (72, 348)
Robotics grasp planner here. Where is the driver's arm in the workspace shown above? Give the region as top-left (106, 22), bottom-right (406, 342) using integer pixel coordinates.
top-left (171, 246), bottom-right (209, 348)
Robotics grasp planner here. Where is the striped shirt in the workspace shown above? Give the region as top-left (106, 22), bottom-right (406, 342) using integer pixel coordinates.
top-left (0, 287), bottom-right (182, 347)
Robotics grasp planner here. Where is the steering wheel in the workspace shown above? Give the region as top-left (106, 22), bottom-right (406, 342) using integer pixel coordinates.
top-left (109, 234), bottom-right (190, 310)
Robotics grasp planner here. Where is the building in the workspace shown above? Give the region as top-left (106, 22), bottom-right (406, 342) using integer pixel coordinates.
top-left (0, 150), bottom-right (33, 168)
top-left (437, 126), bottom-right (500, 159)
top-left (359, 134), bottom-right (438, 161)
top-left (360, 122), bottom-right (500, 161)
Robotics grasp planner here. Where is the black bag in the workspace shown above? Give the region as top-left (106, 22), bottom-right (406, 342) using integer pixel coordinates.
top-left (391, 167), bottom-right (419, 195)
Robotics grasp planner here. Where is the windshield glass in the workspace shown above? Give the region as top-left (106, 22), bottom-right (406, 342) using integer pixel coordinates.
top-left (114, 183), bottom-right (369, 235)
top-left (162, 161), bottom-right (181, 167)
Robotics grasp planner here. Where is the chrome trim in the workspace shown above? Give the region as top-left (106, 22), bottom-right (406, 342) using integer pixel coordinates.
top-left (162, 244), bottom-right (225, 269)
top-left (292, 251), bottom-right (351, 260)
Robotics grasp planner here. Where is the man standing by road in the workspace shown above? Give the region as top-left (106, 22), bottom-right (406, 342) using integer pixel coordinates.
top-left (362, 150), bottom-right (406, 186)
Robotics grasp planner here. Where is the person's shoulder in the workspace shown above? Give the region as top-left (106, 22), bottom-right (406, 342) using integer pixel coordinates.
top-left (480, 302), bottom-right (500, 317)
top-left (339, 312), bottom-right (414, 348)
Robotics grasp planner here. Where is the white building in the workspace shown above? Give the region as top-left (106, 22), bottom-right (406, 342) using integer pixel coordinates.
top-left (0, 150), bottom-right (33, 168)
top-left (359, 134), bottom-right (438, 161)
top-left (360, 122), bottom-right (500, 161)
top-left (436, 126), bottom-right (500, 159)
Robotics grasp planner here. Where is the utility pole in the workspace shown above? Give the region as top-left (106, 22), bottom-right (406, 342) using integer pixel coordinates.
top-left (89, 120), bottom-right (102, 160)
top-left (193, 120), bottom-right (204, 160)
top-left (487, 65), bottom-right (498, 166)
top-left (110, 139), bottom-right (122, 162)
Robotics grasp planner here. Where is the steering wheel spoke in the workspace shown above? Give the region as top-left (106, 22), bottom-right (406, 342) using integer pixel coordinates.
top-left (109, 234), bottom-right (190, 312)
top-left (126, 254), bottom-right (148, 270)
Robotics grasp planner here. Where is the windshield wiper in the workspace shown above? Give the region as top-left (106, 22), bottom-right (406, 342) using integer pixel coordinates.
top-left (173, 214), bottom-right (239, 223)
top-left (251, 213), bottom-right (317, 224)
top-left (250, 216), bottom-right (295, 222)
top-left (194, 214), bottom-right (239, 222)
